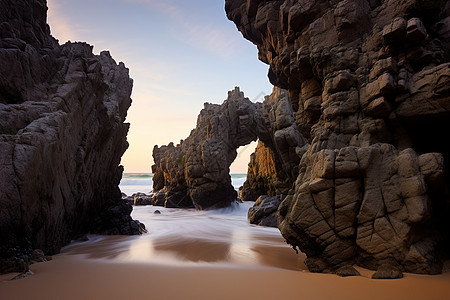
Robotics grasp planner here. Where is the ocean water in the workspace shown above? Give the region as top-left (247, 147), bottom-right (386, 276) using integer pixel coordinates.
top-left (119, 173), bottom-right (154, 196)
top-left (61, 172), bottom-right (303, 270)
top-left (119, 173), bottom-right (248, 196)
top-left (61, 201), bottom-right (304, 270)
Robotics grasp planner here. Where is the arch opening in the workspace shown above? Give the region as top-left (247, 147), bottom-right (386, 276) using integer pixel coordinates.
top-left (151, 87), bottom-right (304, 210)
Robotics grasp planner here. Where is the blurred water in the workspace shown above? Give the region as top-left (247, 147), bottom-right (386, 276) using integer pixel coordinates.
top-left (67, 172), bottom-right (305, 270)
top-left (120, 173), bottom-right (247, 196)
top-left (119, 173), bottom-right (153, 196)
top-left (231, 174), bottom-right (247, 191)
top-left (61, 201), bottom-right (304, 270)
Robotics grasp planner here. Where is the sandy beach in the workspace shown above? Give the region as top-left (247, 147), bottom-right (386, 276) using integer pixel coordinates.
top-left (2, 205), bottom-right (450, 300)
top-left (1, 253), bottom-right (450, 300)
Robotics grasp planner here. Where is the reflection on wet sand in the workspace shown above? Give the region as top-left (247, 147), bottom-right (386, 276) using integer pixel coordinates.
top-left (153, 238), bottom-right (232, 263)
top-left (62, 233), bottom-right (303, 270)
top-left (4, 203), bottom-right (450, 300)
top-left (61, 203), bottom-right (303, 270)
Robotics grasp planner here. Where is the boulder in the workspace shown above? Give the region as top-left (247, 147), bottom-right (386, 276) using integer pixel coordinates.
top-left (335, 265), bottom-right (361, 277)
top-left (126, 192), bottom-right (153, 206)
top-left (372, 264), bottom-right (404, 279)
top-left (248, 195), bottom-right (282, 227)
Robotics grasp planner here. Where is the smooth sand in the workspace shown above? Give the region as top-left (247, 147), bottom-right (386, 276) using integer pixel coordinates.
top-left (1, 253), bottom-right (450, 300)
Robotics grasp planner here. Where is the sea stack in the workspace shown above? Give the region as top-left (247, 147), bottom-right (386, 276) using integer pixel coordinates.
top-left (226, 0), bottom-right (450, 274)
top-left (0, 0), bottom-right (144, 273)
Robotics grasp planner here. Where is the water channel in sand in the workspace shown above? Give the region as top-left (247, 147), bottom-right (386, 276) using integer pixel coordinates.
top-left (61, 202), bottom-right (305, 271)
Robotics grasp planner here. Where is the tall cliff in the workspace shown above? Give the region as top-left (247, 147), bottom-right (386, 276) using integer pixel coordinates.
top-left (0, 0), bottom-right (144, 273)
top-left (226, 0), bottom-right (450, 274)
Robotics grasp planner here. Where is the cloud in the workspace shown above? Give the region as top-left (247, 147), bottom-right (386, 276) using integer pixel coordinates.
top-left (122, 0), bottom-right (242, 59)
top-left (46, 0), bottom-right (77, 43)
top-left (123, 0), bottom-right (184, 18)
top-left (180, 21), bottom-right (241, 60)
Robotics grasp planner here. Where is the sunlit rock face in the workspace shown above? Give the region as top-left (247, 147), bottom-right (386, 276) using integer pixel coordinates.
top-left (0, 0), bottom-right (143, 273)
top-left (226, 0), bottom-right (450, 274)
top-left (240, 88), bottom-right (309, 202)
top-left (152, 87), bottom-right (306, 209)
top-left (239, 140), bottom-right (279, 202)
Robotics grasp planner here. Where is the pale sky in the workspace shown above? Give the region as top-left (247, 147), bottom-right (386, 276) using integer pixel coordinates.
top-left (47, 0), bottom-right (273, 173)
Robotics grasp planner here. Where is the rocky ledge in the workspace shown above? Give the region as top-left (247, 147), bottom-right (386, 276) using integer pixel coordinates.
top-left (226, 0), bottom-right (450, 274)
top-left (0, 0), bottom-right (144, 274)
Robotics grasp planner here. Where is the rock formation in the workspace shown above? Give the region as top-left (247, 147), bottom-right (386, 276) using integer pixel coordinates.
top-left (123, 192), bottom-right (154, 206)
top-left (0, 0), bottom-right (144, 273)
top-left (226, 0), bottom-right (450, 274)
top-left (247, 195), bottom-right (283, 227)
top-left (239, 141), bottom-right (278, 202)
top-left (152, 87), bottom-right (306, 209)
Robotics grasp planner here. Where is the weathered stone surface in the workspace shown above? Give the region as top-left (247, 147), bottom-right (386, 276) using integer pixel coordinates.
top-left (152, 88), bottom-right (257, 209)
top-left (335, 265), bottom-right (361, 277)
top-left (239, 141), bottom-right (278, 202)
top-left (227, 0), bottom-right (450, 274)
top-left (124, 192), bottom-right (154, 206)
top-left (152, 87), bottom-right (305, 210)
top-left (372, 264), bottom-right (404, 279)
top-left (240, 88), bottom-right (307, 202)
top-left (248, 195), bottom-right (282, 227)
top-left (0, 0), bottom-right (144, 273)
top-left (29, 249), bottom-right (51, 265)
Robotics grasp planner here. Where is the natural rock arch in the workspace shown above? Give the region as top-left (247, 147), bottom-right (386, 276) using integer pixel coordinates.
top-left (152, 87), bottom-right (306, 209)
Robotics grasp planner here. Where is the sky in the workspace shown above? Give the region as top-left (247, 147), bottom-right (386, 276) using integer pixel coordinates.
top-left (47, 0), bottom-right (273, 173)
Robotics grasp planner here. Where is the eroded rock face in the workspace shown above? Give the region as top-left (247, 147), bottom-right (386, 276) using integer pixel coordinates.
top-left (248, 195), bottom-right (283, 227)
top-left (0, 0), bottom-right (143, 273)
top-left (239, 141), bottom-right (278, 202)
top-left (241, 88), bottom-right (308, 202)
top-left (152, 87), bottom-right (306, 209)
top-left (152, 88), bottom-right (260, 209)
top-left (226, 0), bottom-right (450, 273)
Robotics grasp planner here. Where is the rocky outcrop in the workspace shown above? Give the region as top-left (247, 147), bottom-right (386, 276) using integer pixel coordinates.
top-left (239, 141), bottom-right (278, 202)
top-left (124, 192), bottom-right (154, 206)
top-left (240, 88), bottom-right (309, 202)
top-left (0, 0), bottom-right (144, 273)
top-left (152, 87), bottom-right (260, 209)
top-left (247, 195), bottom-right (282, 227)
top-left (226, 0), bottom-right (450, 274)
top-left (152, 87), bottom-right (306, 209)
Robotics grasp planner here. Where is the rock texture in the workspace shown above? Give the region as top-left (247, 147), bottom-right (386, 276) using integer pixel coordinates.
top-left (248, 195), bottom-right (282, 227)
top-left (0, 0), bottom-right (144, 273)
top-left (152, 87), bottom-right (306, 209)
top-left (335, 265), bottom-right (361, 277)
top-left (239, 141), bottom-right (278, 202)
top-left (124, 192), bottom-right (154, 206)
top-left (226, 0), bottom-right (450, 274)
top-left (372, 264), bottom-right (404, 279)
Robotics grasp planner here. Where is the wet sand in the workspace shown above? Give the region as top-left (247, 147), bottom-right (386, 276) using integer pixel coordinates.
top-left (2, 204), bottom-right (450, 299)
top-left (1, 251), bottom-right (450, 300)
